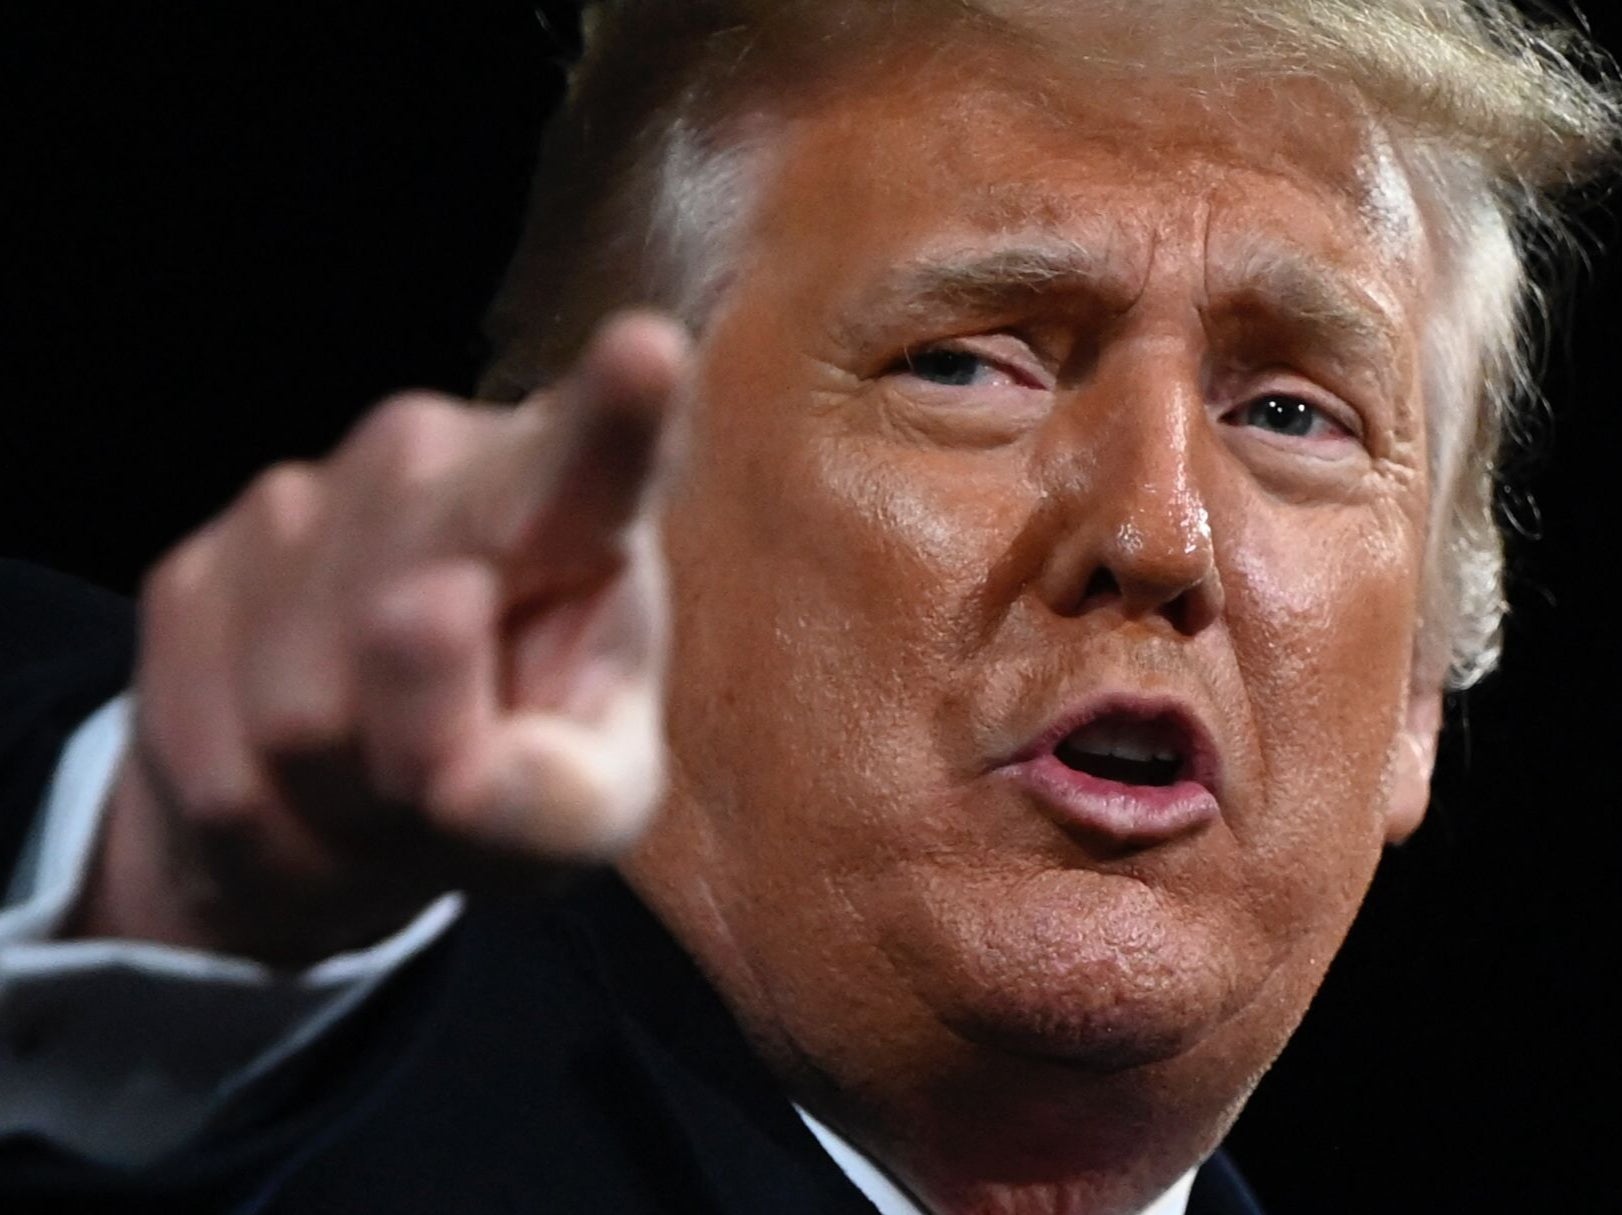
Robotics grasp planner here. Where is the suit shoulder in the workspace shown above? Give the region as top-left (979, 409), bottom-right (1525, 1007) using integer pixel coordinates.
top-left (0, 560), bottom-right (134, 677)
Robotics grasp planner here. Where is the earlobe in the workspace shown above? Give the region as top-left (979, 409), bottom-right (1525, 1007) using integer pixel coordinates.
top-left (1385, 688), bottom-right (1442, 843)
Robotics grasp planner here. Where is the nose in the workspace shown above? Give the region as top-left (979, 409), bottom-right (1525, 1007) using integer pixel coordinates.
top-left (1029, 354), bottom-right (1224, 636)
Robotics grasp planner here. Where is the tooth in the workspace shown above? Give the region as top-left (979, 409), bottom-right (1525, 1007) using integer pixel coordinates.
top-left (1068, 721), bottom-right (1112, 754)
top-left (1112, 734), bottom-right (1155, 763)
top-left (1061, 719), bottom-right (1183, 771)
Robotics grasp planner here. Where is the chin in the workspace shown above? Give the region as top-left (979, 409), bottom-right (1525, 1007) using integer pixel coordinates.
top-left (943, 956), bottom-right (1241, 1075)
top-left (947, 984), bottom-right (1230, 1074)
top-left (890, 867), bottom-right (1263, 1075)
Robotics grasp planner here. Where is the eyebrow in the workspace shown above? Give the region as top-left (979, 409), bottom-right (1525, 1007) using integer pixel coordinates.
top-left (838, 235), bottom-right (1409, 392)
top-left (1211, 240), bottom-right (1406, 374)
top-left (848, 240), bottom-right (1145, 336)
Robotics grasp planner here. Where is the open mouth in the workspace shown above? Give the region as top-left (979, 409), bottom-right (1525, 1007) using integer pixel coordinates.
top-left (1052, 714), bottom-right (1190, 789)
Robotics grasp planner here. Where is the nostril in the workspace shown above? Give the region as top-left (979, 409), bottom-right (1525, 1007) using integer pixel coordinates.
top-left (1164, 579), bottom-right (1220, 636)
top-left (1075, 567), bottom-right (1119, 611)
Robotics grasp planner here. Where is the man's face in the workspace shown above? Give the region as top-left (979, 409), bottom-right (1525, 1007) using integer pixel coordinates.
top-left (631, 47), bottom-right (1439, 1188)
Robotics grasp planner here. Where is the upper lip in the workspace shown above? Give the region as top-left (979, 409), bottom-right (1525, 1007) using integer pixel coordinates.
top-left (996, 693), bottom-right (1224, 794)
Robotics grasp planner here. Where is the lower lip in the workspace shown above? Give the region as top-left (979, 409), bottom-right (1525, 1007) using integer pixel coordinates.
top-left (1002, 754), bottom-right (1219, 846)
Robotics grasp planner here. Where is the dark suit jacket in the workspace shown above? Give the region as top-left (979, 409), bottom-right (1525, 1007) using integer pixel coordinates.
top-left (0, 560), bottom-right (1265, 1214)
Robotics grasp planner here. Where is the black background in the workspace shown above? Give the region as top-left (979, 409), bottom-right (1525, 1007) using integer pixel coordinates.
top-left (2, 3), bottom-right (1617, 1210)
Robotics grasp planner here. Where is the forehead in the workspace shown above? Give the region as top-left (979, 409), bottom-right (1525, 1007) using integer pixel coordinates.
top-left (743, 49), bottom-right (1429, 313)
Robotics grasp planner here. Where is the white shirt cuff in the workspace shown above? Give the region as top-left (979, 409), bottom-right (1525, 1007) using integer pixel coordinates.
top-left (0, 694), bottom-right (462, 1166)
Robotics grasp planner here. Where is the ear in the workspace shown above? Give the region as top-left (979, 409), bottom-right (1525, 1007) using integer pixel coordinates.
top-left (1385, 685), bottom-right (1443, 844)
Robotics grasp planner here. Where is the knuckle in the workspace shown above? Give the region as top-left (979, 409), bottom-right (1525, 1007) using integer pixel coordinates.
top-left (142, 534), bottom-right (215, 617)
top-left (139, 538), bottom-right (223, 660)
top-left (357, 580), bottom-right (472, 672)
top-left (242, 463), bottom-right (322, 543)
top-left (419, 777), bottom-right (484, 836)
top-left (356, 563), bottom-right (495, 678)
top-left (369, 390), bottom-right (454, 431)
top-left (357, 393), bottom-right (468, 484)
top-left (169, 770), bottom-right (267, 830)
top-left (419, 755), bottom-right (513, 840)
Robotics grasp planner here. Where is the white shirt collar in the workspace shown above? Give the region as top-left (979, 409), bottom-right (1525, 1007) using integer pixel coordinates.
top-left (797, 1106), bottom-right (1196, 1215)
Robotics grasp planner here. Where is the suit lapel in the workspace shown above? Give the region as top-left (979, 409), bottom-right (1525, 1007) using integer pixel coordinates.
top-left (570, 877), bottom-right (882, 1214)
top-left (1189, 1150), bottom-right (1267, 1215)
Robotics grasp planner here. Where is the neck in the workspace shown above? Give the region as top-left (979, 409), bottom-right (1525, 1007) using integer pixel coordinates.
top-left (795, 1044), bottom-right (1238, 1215)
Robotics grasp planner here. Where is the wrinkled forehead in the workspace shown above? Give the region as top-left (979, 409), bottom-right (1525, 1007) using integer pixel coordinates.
top-left (752, 35), bottom-right (1430, 292)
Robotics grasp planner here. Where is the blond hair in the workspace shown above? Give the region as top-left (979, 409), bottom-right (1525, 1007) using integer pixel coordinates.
top-left (483, 0), bottom-right (1622, 690)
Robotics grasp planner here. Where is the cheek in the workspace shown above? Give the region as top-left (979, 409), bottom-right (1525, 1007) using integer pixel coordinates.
top-left (1221, 498), bottom-right (1422, 914)
top-left (659, 355), bottom-right (1036, 838)
top-left (796, 439), bottom-right (1035, 651)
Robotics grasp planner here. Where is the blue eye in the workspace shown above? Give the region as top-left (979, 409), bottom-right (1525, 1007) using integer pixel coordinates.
top-left (1241, 395), bottom-right (1321, 438)
top-left (903, 348), bottom-right (986, 387)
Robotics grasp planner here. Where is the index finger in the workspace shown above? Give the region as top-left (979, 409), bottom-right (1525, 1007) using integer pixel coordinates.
top-left (456, 311), bottom-right (692, 586)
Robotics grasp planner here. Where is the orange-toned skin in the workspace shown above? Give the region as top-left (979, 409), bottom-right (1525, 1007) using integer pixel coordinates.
top-left (627, 60), bottom-right (1444, 1215)
top-left (80, 31), bottom-right (1450, 1215)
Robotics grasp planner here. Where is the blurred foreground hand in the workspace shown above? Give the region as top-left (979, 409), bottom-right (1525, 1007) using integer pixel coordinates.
top-left (76, 313), bottom-right (691, 965)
